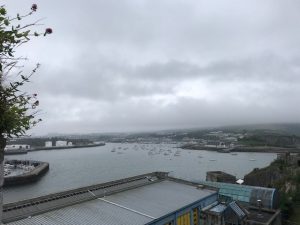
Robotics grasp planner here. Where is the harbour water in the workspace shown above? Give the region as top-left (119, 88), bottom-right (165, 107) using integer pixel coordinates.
top-left (3, 143), bottom-right (277, 204)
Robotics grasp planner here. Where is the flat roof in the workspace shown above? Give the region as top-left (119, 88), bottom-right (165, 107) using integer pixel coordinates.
top-left (6, 180), bottom-right (216, 225)
top-left (246, 208), bottom-right (279, 223)
top-left (209, 204), bottom-right (227, 213)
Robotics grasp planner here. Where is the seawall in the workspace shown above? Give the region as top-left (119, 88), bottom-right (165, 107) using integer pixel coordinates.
top-left (4, 150), bottom-right (28, 155)
top-left (28, 143), bottom-right (105, 152)
top-left (4, 160), bottom-right (49, 186)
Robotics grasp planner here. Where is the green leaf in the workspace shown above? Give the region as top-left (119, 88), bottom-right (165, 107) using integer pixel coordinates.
top-left (0, 7), bottom-right (6, 15)
top-left (4, 19), bottom-right (9, 26)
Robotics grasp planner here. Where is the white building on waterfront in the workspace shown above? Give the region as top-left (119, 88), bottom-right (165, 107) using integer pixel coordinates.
top-left (45, 141), bottom-right (53, 147)
top-left (55, 141), bottom-right (68, 146)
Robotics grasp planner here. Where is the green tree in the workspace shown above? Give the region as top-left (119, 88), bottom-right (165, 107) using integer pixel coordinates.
top-left (0, 4), bottom-right (52, 222)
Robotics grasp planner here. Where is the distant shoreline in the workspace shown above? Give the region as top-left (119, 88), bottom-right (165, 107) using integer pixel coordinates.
top-left (29, 143), bottom-right (105, 152)
top-left (182, 144), bottom-right (300, 153)
top-left (4, 143), bottom-right (105, 155)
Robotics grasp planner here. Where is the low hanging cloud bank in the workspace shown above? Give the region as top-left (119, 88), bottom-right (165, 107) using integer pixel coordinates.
top-left (5, 0), bottom-right (300, 134)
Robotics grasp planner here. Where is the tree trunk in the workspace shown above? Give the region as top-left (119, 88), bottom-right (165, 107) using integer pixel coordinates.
top-left (0, 134), bottom-right (6, 224)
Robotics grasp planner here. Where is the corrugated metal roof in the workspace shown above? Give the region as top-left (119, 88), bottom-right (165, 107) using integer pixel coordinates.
top-left (6, 200), bottom-right (151, 225)
top-left (6, 180), bottom-right (216, 225)
top-left (103, 180), bottom-right (215, 218)
top-left (229, 201), bottom-right (246, 219)
top-left (3, 174), bottom-right (158, 223)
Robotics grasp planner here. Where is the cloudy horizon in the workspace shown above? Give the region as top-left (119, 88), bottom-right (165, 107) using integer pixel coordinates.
top-left (5, 0), bottom-right (300, 135)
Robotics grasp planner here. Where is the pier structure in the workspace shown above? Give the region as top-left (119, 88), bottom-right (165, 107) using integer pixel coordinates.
top-left (4, 160), bottom-right (49, 186)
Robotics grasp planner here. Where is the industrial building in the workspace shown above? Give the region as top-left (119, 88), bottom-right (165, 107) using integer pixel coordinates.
top-left (198, 181), bottom-right (279, 209)
top-left (3, 172), bottom-right (281, 225)
top-left (45, 141), bottom-right (52, 147)
top-left (55, 140), bottom-right (68, 146)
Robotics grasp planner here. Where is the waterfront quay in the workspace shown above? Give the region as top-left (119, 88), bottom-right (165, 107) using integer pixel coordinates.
top-left (4, 160), bottom-right (49, 186)
top-left (4, 143), bottom-right (105, 155)
top-left (28, 142), bottom-right (105, 152)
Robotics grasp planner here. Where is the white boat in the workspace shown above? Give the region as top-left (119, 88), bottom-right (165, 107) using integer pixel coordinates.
top-left (249, 159), bottom-right (256, 161)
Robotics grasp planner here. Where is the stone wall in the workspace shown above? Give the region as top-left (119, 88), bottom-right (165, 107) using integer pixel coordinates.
top-left (4, 160), bottom-right (49, 186)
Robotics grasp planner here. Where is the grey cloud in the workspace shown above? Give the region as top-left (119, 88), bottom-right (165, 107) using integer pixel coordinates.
top-left (4, 0), bottom-right (300, 134)
top-left (32, 95), bottom-right (300, 134)
top-left (33, 52), bottom-right (300, 102)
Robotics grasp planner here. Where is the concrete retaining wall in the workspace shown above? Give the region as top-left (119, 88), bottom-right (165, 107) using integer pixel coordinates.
top-left (4, 160), bottom-right (49, 186)
top-left (29, 143), bottom-right (105, 152)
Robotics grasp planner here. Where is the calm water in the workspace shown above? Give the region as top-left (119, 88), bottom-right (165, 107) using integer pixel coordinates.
top-left (3, 143), bottom-right (277, 203)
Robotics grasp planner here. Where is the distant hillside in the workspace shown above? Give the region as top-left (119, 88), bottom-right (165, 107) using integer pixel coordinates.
top-left (30, 123), bottom-right (300, 143)
top-left (239, 134), bottom-right (300, 148)
top-left (219, 123), bottom-right (300, 136)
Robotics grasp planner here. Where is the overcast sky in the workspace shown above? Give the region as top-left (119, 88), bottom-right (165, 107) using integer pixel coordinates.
top-left (4, 0), bottom-right (300, 135)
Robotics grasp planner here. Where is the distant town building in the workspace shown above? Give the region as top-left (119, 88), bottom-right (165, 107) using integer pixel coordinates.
top-left (224, 137), bottom-right (238, 142)
top-left (4, 144), bottom-right (30, 151)
top-left (55, 141), bottom-right (67, 147)
top-left (205, 141), bottom-right (226, 148)
top-left (67, 142), bottom-right (73, 146)
top-left (45, 141), bottom-right (52, 147)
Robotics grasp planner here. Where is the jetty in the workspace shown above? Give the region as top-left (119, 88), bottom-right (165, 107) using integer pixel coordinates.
top-left (4, 160), bottom-right (49, 186)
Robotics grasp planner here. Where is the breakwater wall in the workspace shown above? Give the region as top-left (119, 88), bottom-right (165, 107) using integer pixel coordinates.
top-left (29, 143), bottom-right (105, 152)
top-left (4, 150), bottom-right (28, 155)
top-left (4, 160), bottom-right (49, 186)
